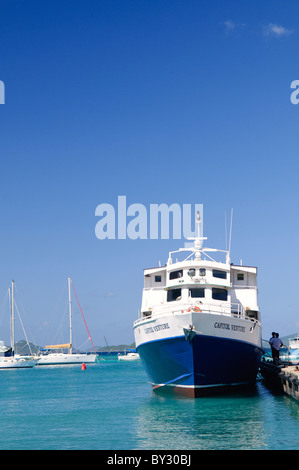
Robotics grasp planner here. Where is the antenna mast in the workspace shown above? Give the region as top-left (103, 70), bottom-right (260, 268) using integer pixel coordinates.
top-left (228, 208), bottom-right (233, 263)
top-left (193, 211), bottom-right (207, 259)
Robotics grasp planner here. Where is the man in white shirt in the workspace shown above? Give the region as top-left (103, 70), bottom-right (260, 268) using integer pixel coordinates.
top-left (269, 333), bottom-right (283, 364)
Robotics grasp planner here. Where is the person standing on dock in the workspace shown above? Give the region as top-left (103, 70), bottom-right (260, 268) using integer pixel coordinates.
top-left (269, 333), bottom-right (284, 364)
top-left (269, 332), bottom-right (276, 359)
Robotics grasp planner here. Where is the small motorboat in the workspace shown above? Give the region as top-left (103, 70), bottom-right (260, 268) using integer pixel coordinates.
top-left (118, 350), bottom-right (140, 361)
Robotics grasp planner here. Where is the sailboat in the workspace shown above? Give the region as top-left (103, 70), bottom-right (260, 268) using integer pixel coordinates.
top-left (118, 350), bottom-right (140, 361)
top-left (37, 277), bottom-right (98, 365)
top-left (0, 280), bottom-right (38, 369)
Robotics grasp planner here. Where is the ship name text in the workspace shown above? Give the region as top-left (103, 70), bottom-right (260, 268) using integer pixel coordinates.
top-left (144, 323), bottom-right (170, 334)
top-left (214, 322), bottom-right (245, 333)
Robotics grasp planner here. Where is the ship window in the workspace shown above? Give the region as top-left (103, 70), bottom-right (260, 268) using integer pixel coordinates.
top-left (189, 288), bottom-right (205, 298)
top-left (212, 270), bottom-right (227, 279)
top-left (199, 268), bottom-right (206, 276)
top-left (169, 270), bottom-right (183, 280)
top-left (187, 268), bottom-right (196, 277)
top-left (167, 288), bottom-right (181, 302)
top-left (237, 273), bottom-right (244, 281)
top-left (155, 275), bottom-right (162, 282)
top-left (212, 288), bottom-right (228, 301)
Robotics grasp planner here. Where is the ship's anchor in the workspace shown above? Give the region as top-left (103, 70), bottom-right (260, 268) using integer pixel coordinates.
top-left (183, 325), bottom-right (196, 343)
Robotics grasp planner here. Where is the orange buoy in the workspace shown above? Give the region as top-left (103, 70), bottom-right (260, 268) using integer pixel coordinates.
top-left (81, 363), bottom-right (86, 370)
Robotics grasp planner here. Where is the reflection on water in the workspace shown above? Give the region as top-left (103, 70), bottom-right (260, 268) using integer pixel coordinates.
top-left (0, 360), bottom-right (297, 449)
top-left (134, 382), bottom-right (299, 450)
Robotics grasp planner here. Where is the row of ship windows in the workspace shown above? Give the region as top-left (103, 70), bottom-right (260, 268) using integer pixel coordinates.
top-left (167, 287), bottom-right (228, 302)
top-left (170, 269), bottom-right (227, 280)
top-left (154, 270), bottom-right (244, 282)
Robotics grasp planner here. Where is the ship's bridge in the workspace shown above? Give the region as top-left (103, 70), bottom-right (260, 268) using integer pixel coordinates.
top-left (166, 260), bottom-right (231, 290)
top-left (140, 212), bottom-right (259, 322)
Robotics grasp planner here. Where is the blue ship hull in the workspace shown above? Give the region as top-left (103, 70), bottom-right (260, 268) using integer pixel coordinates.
top-left (137, 334), bottom-right (263, 397)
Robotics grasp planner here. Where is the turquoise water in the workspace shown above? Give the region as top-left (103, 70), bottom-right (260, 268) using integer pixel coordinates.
top-left (0, 358), bottom-right (298, 450)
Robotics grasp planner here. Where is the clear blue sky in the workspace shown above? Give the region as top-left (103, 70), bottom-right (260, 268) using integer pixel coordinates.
top-left (0, 0), bottom-right (298, 347)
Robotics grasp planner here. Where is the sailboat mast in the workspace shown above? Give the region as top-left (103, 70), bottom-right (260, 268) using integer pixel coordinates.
top-left (68, 277), bottom-right (72, 355)
top-left (11, 280), bottom-right (15, 354)
top-left (8, 287), bottom-right (12, 351)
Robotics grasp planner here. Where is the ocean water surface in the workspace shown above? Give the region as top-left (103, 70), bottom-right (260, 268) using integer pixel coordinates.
top-left (0, 358), bottom-right (298, 450)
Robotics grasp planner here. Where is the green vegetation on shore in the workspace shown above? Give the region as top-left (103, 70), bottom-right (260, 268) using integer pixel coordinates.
top-left (13, 340), bottom-right (136, 355)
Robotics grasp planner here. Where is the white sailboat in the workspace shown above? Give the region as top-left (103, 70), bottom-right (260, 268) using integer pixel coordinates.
top-left (0, 340), bottom-right (35, 369)
top-left (118, 351), bottom-right (140, 361)
top-left (37, 277), bottom-right (98, 365)
top-left (0, 280), bottom-right (38, 369)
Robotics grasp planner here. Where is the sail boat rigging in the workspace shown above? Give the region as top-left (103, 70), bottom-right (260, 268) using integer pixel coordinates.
top-left (0, 280), bottom-right (38, 369)
top-left (37, 277), bottom-right (98, 365)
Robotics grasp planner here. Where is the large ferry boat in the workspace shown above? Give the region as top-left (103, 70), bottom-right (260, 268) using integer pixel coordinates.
top-left (133, 213), bottom-right (263, 397)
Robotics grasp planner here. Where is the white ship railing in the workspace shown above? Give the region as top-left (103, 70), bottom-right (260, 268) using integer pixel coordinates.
top-left (134, 302), bottom-right (260, 327)
top-left (143, 285), bottom-right (257, 291)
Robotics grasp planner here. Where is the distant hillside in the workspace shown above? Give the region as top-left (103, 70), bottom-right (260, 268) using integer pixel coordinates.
top-left (94, 342), bottom-right (136, 352)
top-left (15, 335), bottom-right (297, 354)
top-left (20, 335), bottom-right (298, 355)
top-left (13, 340), bottom-right (136, 355)
top-left (15, 340), bottom-right (41, 355)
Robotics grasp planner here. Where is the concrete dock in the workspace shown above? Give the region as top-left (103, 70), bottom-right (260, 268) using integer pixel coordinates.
top-left (278, 366), bottom-right (299, 401)
top-left (260, 359), bottom-right (299, 401)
